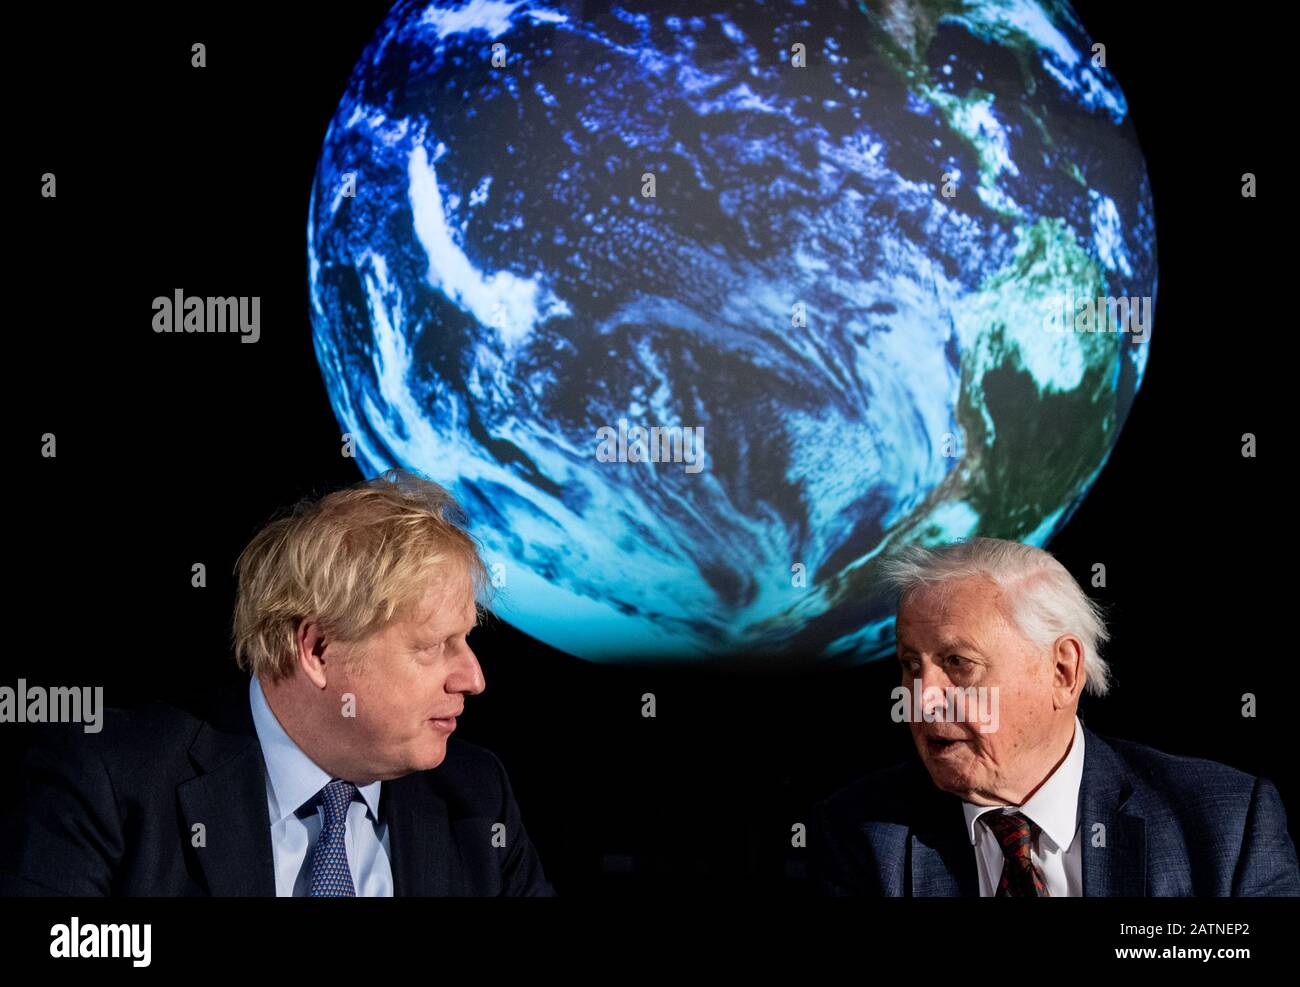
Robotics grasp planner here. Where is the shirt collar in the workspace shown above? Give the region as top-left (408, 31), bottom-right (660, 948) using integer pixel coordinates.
top-left (960, 714), bottom-right (1085, 851)
top-left (248, 676), bottom-right (382, 825)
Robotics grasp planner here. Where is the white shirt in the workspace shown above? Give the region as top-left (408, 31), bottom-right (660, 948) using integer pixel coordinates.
top-left (961, 715), bottom-right (1085, 897)
top-left (248, 677), bottom-right (394, 896)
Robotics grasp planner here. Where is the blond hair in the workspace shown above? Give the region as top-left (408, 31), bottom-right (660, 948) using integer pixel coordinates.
top-left (232, 469), bottom-right (491, 682)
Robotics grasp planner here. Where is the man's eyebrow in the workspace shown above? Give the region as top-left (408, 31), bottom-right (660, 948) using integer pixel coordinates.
top-left (896, 637), bottom-right (984, 657)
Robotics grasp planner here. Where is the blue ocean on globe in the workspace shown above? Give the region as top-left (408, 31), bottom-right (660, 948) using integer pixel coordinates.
top-left (307, 0), bottom-right (1156, 668)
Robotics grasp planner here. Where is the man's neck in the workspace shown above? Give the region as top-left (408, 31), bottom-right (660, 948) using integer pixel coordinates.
top-left (1003, 723), bottom-right (1076, 806)
top-left (966, 716), bottom-right (1076, 806)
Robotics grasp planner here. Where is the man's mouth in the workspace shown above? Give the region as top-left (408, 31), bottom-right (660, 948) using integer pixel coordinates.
top-left (429, 709), bottom-right (463, 731)
top-left (925, 736), bottom-right (964, 755)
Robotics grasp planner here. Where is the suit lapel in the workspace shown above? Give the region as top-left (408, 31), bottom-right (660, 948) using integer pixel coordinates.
top-left (911, 812), bottom-right (980, 896)
top-left (1078, 726), bottom-right (1146, 896)
top-left (905, 724), bottom-right (1149, 896)
top-left (383, 772), bottom-right (451, 896)
top-left (174, 683), bottom-right (455, 897)
top-left (908, 766), bottom-right (980, 897)
top-left (177, 683), bottom-right (276, 896)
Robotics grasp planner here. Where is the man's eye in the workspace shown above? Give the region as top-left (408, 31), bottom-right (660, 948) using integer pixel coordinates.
top-left (946, 655), bottom-right (968, 667)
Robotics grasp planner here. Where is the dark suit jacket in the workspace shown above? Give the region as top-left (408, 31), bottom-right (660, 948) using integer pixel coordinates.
top-left (811, 723), bottom-right (1300, 896)
top-left (0, 683), bottom-right (554, 896)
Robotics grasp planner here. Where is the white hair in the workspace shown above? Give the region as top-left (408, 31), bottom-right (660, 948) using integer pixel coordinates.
top-left (878, 537), bottom-right (1112, 697)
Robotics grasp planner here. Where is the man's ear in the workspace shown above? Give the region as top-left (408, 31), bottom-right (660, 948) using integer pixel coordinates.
top-left (295, 618), bottom-right (331, 690)
top-left (1051, 634), bottom-right (1085, 708)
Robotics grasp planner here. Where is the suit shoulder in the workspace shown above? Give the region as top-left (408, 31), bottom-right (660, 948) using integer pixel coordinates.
top-left (415, 737), bottom-right (512, 814)
top-left (31, 697), bottom-right (206, 765)
top-left (11, 697), bottom-right (215, 833)
top-left (1101, 733), bottom-right (1261, 800)
top-left (815, 758), bottom-right (921, 827)
top-left (1094, 731), bottom-right (1279, 838)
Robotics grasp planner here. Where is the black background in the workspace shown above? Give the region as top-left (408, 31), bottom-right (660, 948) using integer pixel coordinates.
top-left (9, 0), bottom-right (1288, 897)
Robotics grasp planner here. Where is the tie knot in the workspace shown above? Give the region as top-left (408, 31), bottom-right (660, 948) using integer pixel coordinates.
top-left (317, 779), bottom-right (358, 828)
top-left (982, 809), bottom-right (1037, 851)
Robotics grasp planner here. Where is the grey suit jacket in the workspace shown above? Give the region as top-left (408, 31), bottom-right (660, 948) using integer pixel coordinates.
top-left (811, 724), bottom-right (1300, 896)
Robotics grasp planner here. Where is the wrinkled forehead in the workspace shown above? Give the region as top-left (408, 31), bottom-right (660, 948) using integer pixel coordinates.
top-left (895, 575), bottom-right (1009, 647)
top-left (399, 565), bottom-right (480, 633)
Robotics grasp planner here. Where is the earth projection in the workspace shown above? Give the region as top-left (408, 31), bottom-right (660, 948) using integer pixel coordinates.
top-left (307, 0), bottom-right (1156, 668)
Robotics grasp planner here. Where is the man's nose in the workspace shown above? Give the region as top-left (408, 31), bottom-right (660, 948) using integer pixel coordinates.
top-left (918, 662), bottom-right (953, 713)
top-left (452, 646), bottom-right (487, 696)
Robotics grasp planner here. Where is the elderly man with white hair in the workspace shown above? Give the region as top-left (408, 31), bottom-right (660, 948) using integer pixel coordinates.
top-left (811, 537), bottom-right (1300, 896)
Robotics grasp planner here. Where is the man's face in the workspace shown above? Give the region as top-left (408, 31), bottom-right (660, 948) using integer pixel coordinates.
top-left (324, 567), bottom-right (485, 782)
top-left (895, 575), bottom-right (1063, 805)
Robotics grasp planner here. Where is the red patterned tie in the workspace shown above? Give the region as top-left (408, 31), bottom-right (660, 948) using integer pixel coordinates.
top-left (982, 810), bottom-right (1050, 897)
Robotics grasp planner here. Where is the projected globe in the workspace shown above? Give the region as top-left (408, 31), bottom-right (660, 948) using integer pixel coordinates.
top-left (307, 0), bottom-right (1155, 667)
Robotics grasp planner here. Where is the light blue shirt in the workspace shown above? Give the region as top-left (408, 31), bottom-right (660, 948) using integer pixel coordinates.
top-left (248, 677), bottom-right (394, 896)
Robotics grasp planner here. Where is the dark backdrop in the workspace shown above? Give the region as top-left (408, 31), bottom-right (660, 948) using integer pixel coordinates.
top-left (10, 1), bottom-right (1288, 895)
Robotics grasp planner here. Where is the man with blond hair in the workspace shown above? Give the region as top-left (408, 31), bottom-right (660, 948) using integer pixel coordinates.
top-left (811, 537), bottom-right (1299, 896)
top-left (1, 470), bottom-right (553, 896)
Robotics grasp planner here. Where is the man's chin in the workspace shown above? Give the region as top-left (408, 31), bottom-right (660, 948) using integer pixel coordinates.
top-left (412, 741), bottom-right (448, 773)
top-left (371, 742), bottom-right (448, 780)
top-left (921, 756), bottom-right (976, 797)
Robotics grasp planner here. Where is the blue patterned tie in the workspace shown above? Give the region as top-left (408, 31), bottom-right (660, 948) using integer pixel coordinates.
top-left (307, 780), bottom-right (358, 897)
